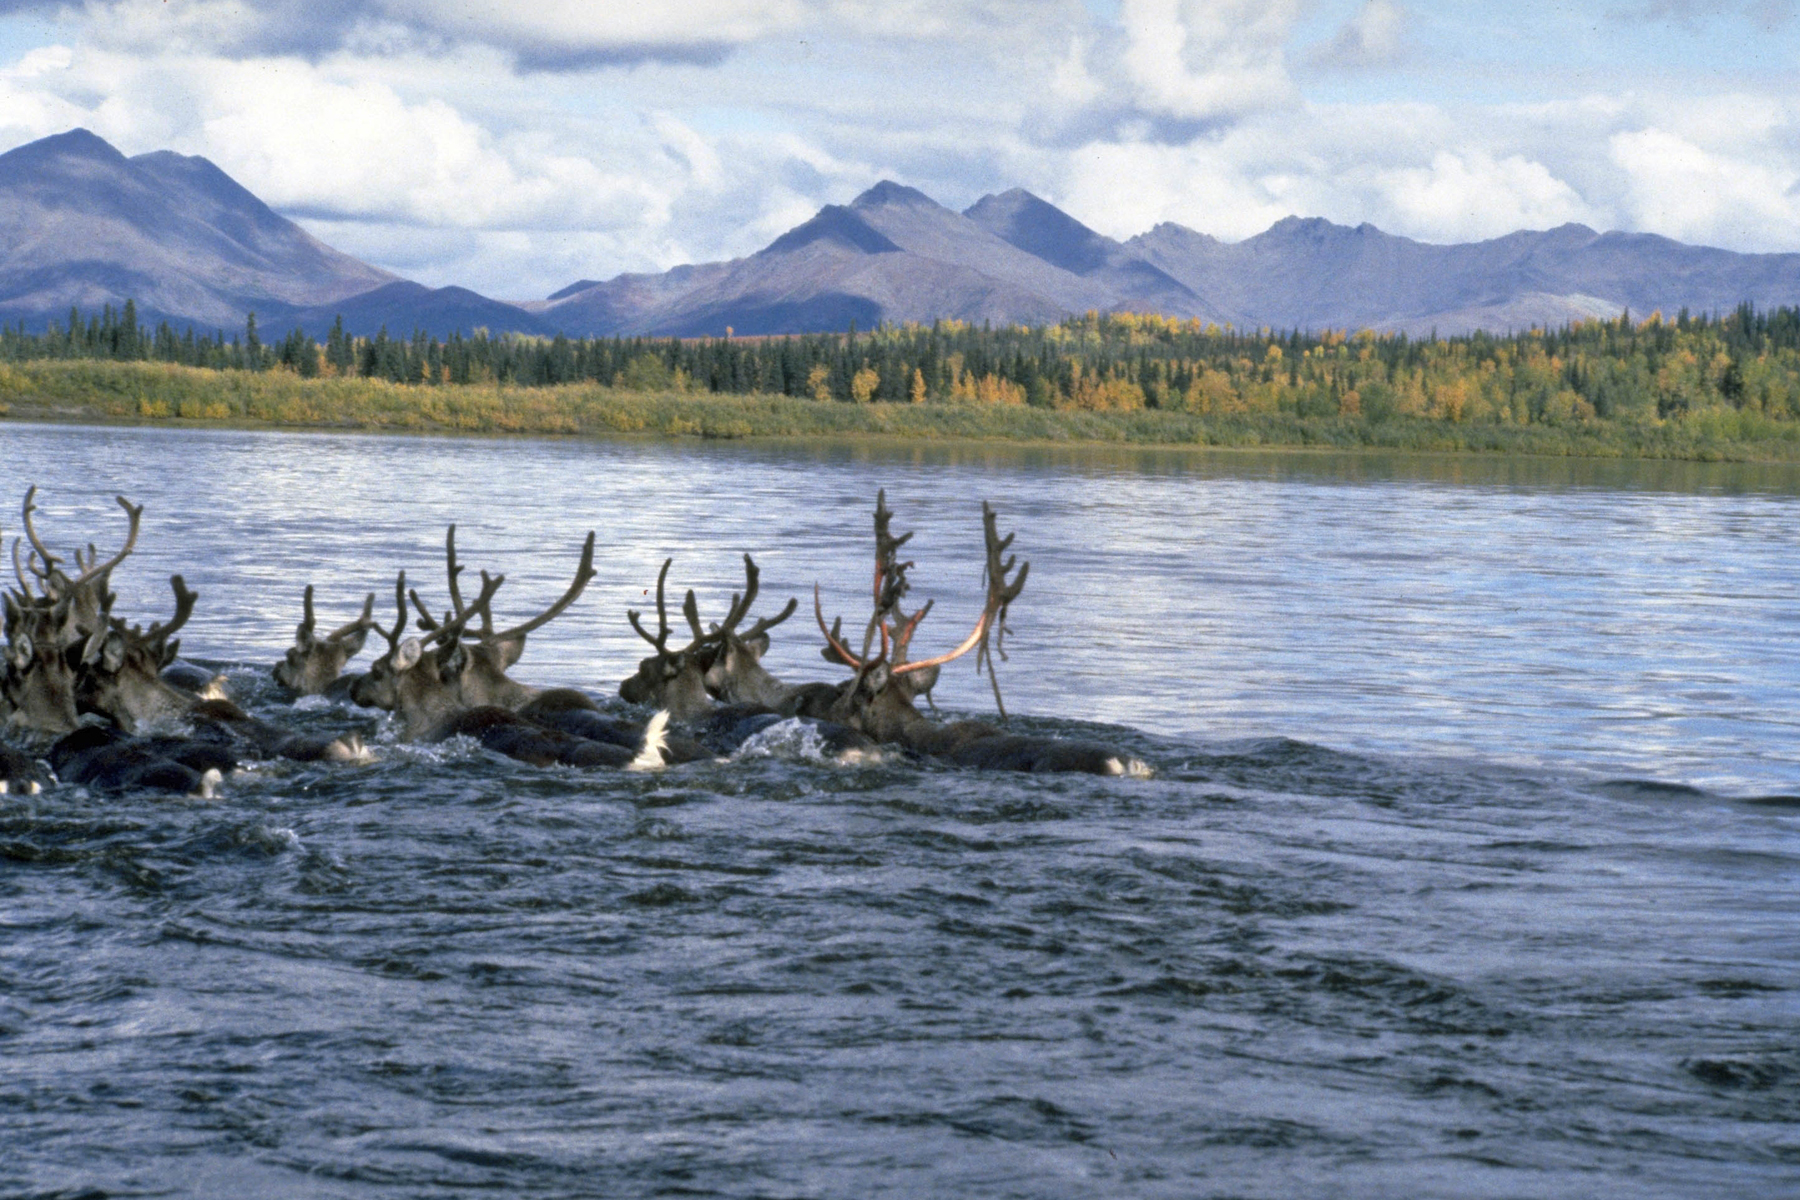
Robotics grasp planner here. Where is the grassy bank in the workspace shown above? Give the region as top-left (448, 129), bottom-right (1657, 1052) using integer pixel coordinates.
top-left (4, 358), bottom-right (1800, 462)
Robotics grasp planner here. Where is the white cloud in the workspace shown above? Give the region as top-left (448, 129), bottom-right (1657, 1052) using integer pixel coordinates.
top-left (1369, 150), bottom-right (1594, 241)
top-left (3, 0), bottom-right (1800, 303)
top-left (1610, 125), bottom-right (1800, 245)
top-left (1116, 0), bottom-right (1300, 123)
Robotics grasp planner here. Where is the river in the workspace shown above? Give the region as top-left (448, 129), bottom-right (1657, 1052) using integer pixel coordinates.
top-left (2, 423), bottom-right (1797, 1197)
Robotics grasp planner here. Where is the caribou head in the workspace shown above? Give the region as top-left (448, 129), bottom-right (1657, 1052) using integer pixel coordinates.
top-left (273, 584), bottom-right (377, 695)
top-left (351, 525), bottom-right (597, 739)
top-left (77, 574), bottom-right (200, 733)
top-left (619, 554), bottom-right (798, 720)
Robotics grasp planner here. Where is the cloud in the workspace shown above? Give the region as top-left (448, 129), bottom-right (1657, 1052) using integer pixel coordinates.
top-left (1368, 150), bottom-right (1593, 240)
top-left (1308, 0), bottom-right (1410, 71)
top-left (1610, 0), bottom-right (1794, 27)
top-left (6, 0), bottom-right (1800, 304)
top-left (71, 0), bottom-right (807, 68)
top-left (1116, 0), bottom-right (1299, 122)
top-left (65, 0), bottom-right (1060, 70)
top-left (1610, 125), bottom-right (1800, 245)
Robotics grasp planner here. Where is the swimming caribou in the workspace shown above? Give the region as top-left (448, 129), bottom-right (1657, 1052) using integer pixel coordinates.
top-left (349, 526), bottom-right (671, 770)
top-left (1, 485), bottom-right (1153, 796)
top-left (813, 491), bottom-right (1151, 776)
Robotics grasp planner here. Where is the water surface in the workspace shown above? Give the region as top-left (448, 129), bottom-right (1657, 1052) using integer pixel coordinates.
top-left (2, 424), bottom-right (1797, 1198)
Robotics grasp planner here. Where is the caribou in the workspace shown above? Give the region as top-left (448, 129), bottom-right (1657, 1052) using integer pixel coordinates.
top-left (813, 491), bottom-right (1151, 776)
top-left (3, 487), bottom-right (140, 735)
top-left (2, 489), bottom-right (368, 796)
top-left (620, 553), bottom-right (879, 759)
top-left (273, 585), bottom-right (378, 698)
top-left (349, 528), bottom-right (670, 770)
top-left (1, 485), bottom-right (1154, 795)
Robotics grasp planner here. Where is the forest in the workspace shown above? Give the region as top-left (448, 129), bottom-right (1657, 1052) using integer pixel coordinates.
top-left (4, 300), bottom-right (1800, 456)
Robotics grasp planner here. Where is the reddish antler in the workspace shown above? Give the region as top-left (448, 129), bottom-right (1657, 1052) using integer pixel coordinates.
top-left (817, 493), bottom-right (1029, 717)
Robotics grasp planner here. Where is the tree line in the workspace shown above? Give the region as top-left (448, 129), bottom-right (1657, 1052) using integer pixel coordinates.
top-left (6, 301), bottom-right (1800, 428)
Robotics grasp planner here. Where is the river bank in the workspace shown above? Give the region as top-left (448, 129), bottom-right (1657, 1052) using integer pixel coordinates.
top-left (5, 358), bottom-right (1800, 461)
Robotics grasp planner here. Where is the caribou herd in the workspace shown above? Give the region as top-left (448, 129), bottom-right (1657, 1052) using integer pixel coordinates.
top-left (0, 485), bottom-right (1150, 798)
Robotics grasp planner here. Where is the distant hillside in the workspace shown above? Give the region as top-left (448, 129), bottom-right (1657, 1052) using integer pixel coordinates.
top-left (0, 129), bottom-right (394, 330)
top-left (530, 181), bottom-right (1221, 336)
top-left (537, 188), bottom-right (1800, 339)
top-left (0, 129), bottom-right (548, 339)
top-left (1125, 217), bottom-right (1800, 336)
top-left (6, 128), bottom-right (1800, 341)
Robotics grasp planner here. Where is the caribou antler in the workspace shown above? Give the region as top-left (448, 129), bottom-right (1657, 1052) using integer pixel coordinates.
top-left (376, 571), bottom-right (410, 652)
top-left (629, 557), bottom-right (674, 653)
top-left (20, 486), bottom-right (62, 579)
top-left (444, 524), bottom-right (466, 619)
top-left (331, 592), bottom-right (378, 643)
top-left (891, 501), bottom-right (1028, 715)
top-left (297, 583), bottom-right (317, 644)
top-left (422, 570), bottom-right (506, 648)
top-left (716, 554), bottom-right (797, 644)
top-left (19, 488), bottom-right (143, 597)
top-left (142, 575), bottom-right (198, 646)
top-left (479, 531), bottom-right (595, 645)
top-left (816, 493), bottom-right (1030, 717)
top-left (12, 538), bottom-right (35, 598)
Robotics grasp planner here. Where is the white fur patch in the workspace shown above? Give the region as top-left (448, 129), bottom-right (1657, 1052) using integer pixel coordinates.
top-left (627, 710), bottom-right (671, 772)
top-left (1105, 756), bottom-right (1155, 779)
top-left (330, 733), bottom-right (375, 764)
top-left (196, 768), bottom-right (223, 800)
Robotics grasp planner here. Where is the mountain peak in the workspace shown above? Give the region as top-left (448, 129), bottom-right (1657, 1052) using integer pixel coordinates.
top-left (964, 188), bottom-right (1114, 275)
top-left (0, 127), bottom-right (129, 171)
top-left (849, 180), bottom-right (942, 211)
top-left (761, 204), bottom-right (902, 256)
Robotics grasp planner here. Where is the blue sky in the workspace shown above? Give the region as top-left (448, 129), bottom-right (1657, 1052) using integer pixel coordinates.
top-left (0, 1), bottom-right (1794, 298)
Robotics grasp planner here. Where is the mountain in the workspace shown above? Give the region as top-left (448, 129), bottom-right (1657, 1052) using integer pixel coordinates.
top-left (1126, 217), bottom-right (1800, 336)
top-left (0, 129), bottom-right (395, 330)
top-left (530, 181), bottom-right (1220, 336)
top-left (281, 281), bottom-right (556, 340)
top-left (0, 129), bottom-right (555, 339)
top-left (8, 128), bottom-right (1800, 342)
top-left (537, 187), bottom-right (1800, 339)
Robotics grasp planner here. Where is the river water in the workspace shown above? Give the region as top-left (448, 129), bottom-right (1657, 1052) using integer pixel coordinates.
top-left (2, 423), bottom-right (1797, 1197)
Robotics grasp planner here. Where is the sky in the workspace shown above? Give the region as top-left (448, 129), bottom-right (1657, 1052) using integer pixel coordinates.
top-left (0, 0), bottom-right (1796, 299)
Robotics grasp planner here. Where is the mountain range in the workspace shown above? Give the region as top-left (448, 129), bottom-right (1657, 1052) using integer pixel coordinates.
top-left (6, 128), bottom-right (1800, 342)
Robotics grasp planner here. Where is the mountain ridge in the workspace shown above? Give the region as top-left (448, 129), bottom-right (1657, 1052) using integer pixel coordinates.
top-left (6, 129), bottom-right (1800, 343)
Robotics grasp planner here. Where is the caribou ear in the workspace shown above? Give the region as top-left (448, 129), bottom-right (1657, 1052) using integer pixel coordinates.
top-left (9, 631), bottom-right (32, 669)
top-left (436, 641), bottom-right (468, 683)
top-left (99, 631), bottom-right (127, 675)
top-left (490, 635), bottom-right (526, 671)
top-left (335, 627), bottom-right (370, 658)
top-left (160, 638), bottom-right (180, 669)
top-left (901, 663), bottom-right (939, 696)
top-left (295, 622), bottom-right (315, 650)
top-left (3, 593), bottom-right (21, 634)
top-left (741, 632), bottom-right (771, 661)
top-left (863, 662), bottom-right (890, 695)
top-left (395, 638), bottom-right (423, 672)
